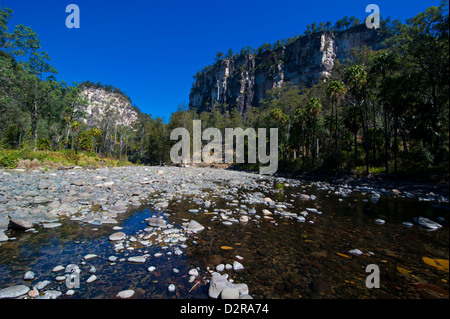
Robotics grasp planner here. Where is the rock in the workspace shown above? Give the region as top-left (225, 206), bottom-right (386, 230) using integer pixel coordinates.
top-left (186, 220), bottom-right (205, 233)
top-left (402, 222), bottom-right (414, 227)
top-left (109, 232), bottom-right (126, 241)
top-left (128, 256), bottom-right (146, 263)
top-left (9, 217), bottom-right (33, 231)
top-left (188, 209), bottom-right (199, 213)
top-left (84, 254), bottom-right (98, 260)
top-left (52, 265), bottom-right (65, 272)
top-left (23, 271), bottom-right (35, 280)
top-left (348, 249), bottom-right (364, 256)
top-left (22, 190), bottom-right (39, 197)
top-left (108, 256), bottom-right (118, 262)
top-left (168, 284), bottom-right (176, 292)
top-left (208, 272), bottom-right (249, 299)
top-left (28, 289), bottom-right (39, 298)
top-left (71, 179), bottom-right (84, 186)
top-left (239, 294), bottom-right (253, 299)
top-left (371, 195), bottom-right (380, 204)
top-left (414, 217), bottom-right (442, 230)
top-left (374, 219), bottom-right (385, 225)
top-left (0, 285), bottom-right (30, 299)
top-left (147, 217), bottom-right (167, 228)
top-left (299, 194), bottom-right (310, 200)
top-left (117, 289), bottom-right (134, 299)
top-left (43, 290), bottom-right (62, 299)
top-left (35, 280), bottom-right (50, 290)
top-left (0, 231), bottom-right (8, 242)
top-left (43, 222), bottom-right (61, 229)
top-left (221, 287), bottom-right (239, 299)
top-left (216, 264), bottom-right (225, 272)
top-left (188, 268), bottom-right (199, 277)
top-left (86, 275), bottom-right (97, 283)
top-left (239, 215), bottom-right (249, 223)
top-left (148, 266), bottom-right (156, 272)
top-left (0, 215), bottom-right (9, 230)
top-left (233, 261), bottom-right (244, 271)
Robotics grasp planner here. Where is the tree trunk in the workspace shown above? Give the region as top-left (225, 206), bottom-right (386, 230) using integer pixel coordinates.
top-left (394, 115), bottom-right (398, 174)
top-left (32, 99), bottom-right (38, 150)
top-left (384, 106), bottom-right (389, 174)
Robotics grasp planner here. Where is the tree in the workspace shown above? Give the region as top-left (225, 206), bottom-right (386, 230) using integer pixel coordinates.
top-left (344, 65), bottom-right (369, 174)
top-left (326, 80), bottom-right (346, 168)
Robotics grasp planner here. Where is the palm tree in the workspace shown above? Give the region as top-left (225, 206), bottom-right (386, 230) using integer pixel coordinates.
top-left (326, 80), bottom-right (347, 169)
top-left (306, 97), bottom-right (322, 164)
top-left (344, 65), bottom-right (369, 175)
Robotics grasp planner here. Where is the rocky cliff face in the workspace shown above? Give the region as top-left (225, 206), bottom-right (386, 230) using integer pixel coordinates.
top-left (77, 87), bottom-right (138, 128)
top-left (189, 24), bottom-right (385, 114)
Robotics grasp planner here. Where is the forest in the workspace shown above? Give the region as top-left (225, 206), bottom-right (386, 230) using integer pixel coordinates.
top-left (0, 2), bottom-right (448, 179)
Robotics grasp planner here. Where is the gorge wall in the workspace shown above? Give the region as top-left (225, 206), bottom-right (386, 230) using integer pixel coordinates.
top-left (77, 87), bottom-right (139, 128)
top-left (189, 24), bottom-right (386, 114)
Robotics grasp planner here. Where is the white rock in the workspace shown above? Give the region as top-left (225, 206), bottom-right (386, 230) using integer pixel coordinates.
top-left (186, 220), bottom-right (205, 233)
top-left (233, 261), bottom-right (244, 271)
top-left (117, 289), bottom-right (134, 299)
top-left (168, 284), bottom-right (176, 292)
top-left (148, 266), bottom-right (156, 272)
top-left (188, 268), bottom-right (199, 277)
top-left (84, 254), bottom-right (98, 260)
top-left (109, 232), bottom-right (126, 241)
top-left (0, 285), bottom-right (30, 299)
top-left (216, 264), bottom-right (225, 272)
top-left (221, 287), bottom-right (240, 299)
top-left (348, 249), bottom-right (364, 256)
top-left (128, 256), bottom-right (146, 263)
top-left (374, 219), bottom-right (385, 225)
top-left (86, 275), bottom-right (97, 283)
top-left (52, 265), bottom-right (65, 272)
top-left (24, 271), bottom-right (35, 280)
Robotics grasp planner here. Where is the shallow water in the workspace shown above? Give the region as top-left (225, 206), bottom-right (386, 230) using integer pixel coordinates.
top-left (0, 181), bottom-right (448, 299)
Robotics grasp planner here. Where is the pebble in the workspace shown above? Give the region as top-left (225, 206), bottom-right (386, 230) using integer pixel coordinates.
top-left (117, 289), bottom-right (135, 299)
top-left (188, 268), bottom-right (199, 277)
top-left (23, 271), bottom-right (35, 280)
top-left (233, 261), bottom-right (244, 271)
top-left (83, 254), bottom-right (98, 260)
top-left (87, 275), bottom-right (97, 283)
top-left (168, 284), bottom-right (176, 292)
top-left (128, 256), bottom-right (146, 263)
top-left (109, 232), bottom-right (126, 241)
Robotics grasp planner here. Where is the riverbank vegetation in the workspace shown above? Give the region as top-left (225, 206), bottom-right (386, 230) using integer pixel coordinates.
top-left (1, 3), bottom-right (448, 179)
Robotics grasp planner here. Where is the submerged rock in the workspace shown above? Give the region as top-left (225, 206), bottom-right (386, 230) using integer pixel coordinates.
top-left (186, 220), bottom-right (205, 233)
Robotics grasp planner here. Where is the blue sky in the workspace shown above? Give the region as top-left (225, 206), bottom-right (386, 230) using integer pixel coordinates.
top-left (2, 0), bottom-right (441, 121)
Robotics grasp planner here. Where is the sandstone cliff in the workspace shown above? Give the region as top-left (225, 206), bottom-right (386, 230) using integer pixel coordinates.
top-left (189, 24), bottom-right (385, 114)
top-left (77, 87), bottom-right (139, 128)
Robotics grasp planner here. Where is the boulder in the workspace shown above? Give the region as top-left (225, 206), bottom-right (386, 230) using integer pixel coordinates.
top-left (208, 272), bottom-right (249, 299)
top-left (186, 220), bottom-right (205, 233)
top-left (147, 217), bottom-right (167, 228)
top-left (9, 217), bottom-right (33, 231)
top-left (0, 285), bottom-right (30, 299)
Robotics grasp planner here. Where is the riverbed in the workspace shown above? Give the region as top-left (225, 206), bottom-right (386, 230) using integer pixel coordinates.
top-left (0, 166), bottom-right (448, 299)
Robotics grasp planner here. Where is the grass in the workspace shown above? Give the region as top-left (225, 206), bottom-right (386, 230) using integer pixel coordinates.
top-left (0, 148), bottom-right (134, 170)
